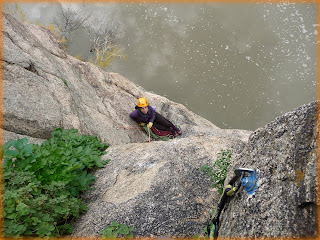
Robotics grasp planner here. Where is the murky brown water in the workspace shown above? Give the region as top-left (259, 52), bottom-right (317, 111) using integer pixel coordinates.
top-left (13, 2), bottom-right (318, 130)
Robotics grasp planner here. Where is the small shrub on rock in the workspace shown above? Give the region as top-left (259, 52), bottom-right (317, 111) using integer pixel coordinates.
top-left (99, 221), bottom-right (134, 238)
top-left (200, 149), bottom-right (232, 194)
top-left (2, 128), bottom-right (109, 237)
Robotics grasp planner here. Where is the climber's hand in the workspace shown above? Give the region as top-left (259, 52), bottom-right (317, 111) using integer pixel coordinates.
top-left (147, 122), bottom-right (153, 128)
top-left (139, 122), bottom-right (146, 127)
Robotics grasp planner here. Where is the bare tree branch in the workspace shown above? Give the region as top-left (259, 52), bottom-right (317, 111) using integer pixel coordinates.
top-left (52, 3), bottom-right (124, 67)
top-left (52, 5), bottom-right (91, 38)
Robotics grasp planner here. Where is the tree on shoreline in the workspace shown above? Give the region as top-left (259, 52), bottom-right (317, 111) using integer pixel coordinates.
top-left (53, 3), bottom-right (126, 68)
top-left (4, 2), bottom-right (126, 68)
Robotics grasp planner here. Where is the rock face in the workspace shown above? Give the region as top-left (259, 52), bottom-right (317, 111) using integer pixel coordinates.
top-left (2, 12), bottom-right (251, 237)
top-left (2, 13), bottom-right (249, 146)
top-left (71, 136), bottom-right (246, 237)
top-left (219, 101), bottom-right (318, 238)
top-left (2, 13), bottom-right (318, 238)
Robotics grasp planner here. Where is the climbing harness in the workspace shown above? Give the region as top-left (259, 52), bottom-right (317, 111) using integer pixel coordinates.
top-left (119, 124), bottom-right (180, 142)
top-left (143, 126), bottom-right (175, 141)
top-left (207, 168), bottom-right (258, 239)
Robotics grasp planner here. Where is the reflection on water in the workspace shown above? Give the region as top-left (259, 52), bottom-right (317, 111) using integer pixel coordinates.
top-left (109, 2), bottom-right (317, 130)
top-left (12, 2), bottom-right (318, 130)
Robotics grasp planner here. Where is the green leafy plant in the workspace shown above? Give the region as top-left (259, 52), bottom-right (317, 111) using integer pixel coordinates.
top-left (2, 128), bottom-right (109, 237)
top-left (99, 221), bottom-right (134, 238)
top-left (200, 149), bottom-right (232, 194)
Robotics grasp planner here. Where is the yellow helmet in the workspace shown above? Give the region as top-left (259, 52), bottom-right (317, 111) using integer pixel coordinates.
top-left (137, 97), bottom-right (149, 107)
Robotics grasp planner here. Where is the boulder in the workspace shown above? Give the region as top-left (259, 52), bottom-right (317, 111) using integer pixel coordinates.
top-left (2, 129), bottom-right (45, 145)
top-left (219, 101), bottom-right (318, 238)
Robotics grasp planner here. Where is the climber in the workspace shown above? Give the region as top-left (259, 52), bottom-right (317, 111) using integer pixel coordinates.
top-left (129, 97), bottom-right (181, 138)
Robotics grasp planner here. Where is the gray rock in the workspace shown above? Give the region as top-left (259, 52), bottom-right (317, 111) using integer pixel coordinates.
top-left (2, 13), bottom-right (250, 146)
top-left (71, 135), bottom-right (246, 237)
top-left (2, 129), bottom-right (45, 145)
top-left (218, 101), bottom-right (318, 238)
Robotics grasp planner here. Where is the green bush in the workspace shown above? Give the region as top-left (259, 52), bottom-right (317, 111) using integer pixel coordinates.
top-left (2, 128), bottom-right (109, 237)
top-left (99, 221), bottom-right (134, 238)
top-left (200, 149), bottom-right (232, 194)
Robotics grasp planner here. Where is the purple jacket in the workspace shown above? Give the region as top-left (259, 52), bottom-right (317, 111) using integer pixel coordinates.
top-left (130, 106), bottom-right (156, 123)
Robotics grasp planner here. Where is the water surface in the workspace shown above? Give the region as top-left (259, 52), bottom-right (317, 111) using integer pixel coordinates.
top-left (12, 2), bottom-right (318, 130)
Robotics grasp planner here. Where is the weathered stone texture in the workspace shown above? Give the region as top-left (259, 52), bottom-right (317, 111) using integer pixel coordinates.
top-left (219, 101), bottom-right (318, 238)
top-left (72, 135), bottom-right (246, 237)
